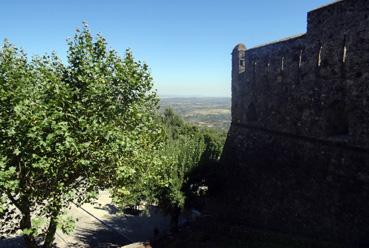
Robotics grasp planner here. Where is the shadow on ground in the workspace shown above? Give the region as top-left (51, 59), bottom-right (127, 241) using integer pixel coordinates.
top-left (93, 204), bottom-right (119, 215)
top-left (75, 206), bottom-right (169, 248)
top-left (0, 236), bottom-right (24, 248)
top-left (75, 226), bottom-right (130, 248)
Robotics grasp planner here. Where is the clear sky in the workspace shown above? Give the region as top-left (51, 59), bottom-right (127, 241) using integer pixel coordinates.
top-left (0, 0), bottom-right (333, 97)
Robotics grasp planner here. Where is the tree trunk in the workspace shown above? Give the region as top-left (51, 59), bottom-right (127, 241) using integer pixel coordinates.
top-left (20, 208), bottom-right (38, 248)
top-left (43, 209), bottom-right (60, 248)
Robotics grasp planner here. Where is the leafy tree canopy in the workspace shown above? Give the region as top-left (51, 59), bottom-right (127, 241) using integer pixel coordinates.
top-left (0, 24), bottom-right (162, 247)
top-left (117, 107), bottom-right (226, 231)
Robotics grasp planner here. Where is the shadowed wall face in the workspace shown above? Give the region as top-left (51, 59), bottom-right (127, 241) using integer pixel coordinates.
top-left (222, 0), bottom-right (369, 245)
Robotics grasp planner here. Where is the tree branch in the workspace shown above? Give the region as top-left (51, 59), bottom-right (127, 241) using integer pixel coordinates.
top-left (3, 190), bottom-right (23, 211)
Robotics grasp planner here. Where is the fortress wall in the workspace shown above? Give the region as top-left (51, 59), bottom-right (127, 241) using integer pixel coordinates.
top-left (233, 0), bottom-right (369, 146)
top-left (306, 0), bottom-right (369, 146)
top-left (234, 36), bottom-right (305, 135)
top-left (223, 0), bottom-right (369, 245)
top-left (233, 0), bottom-right (369, 147)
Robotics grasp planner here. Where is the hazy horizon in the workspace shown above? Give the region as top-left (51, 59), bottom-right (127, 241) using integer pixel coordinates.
top-left (0, 0), bottom-right (334, 97)
top-left (159, 94), bottom-right (231, 98)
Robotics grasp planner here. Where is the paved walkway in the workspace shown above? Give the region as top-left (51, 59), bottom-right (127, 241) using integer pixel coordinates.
top-left (0, 191), bottom-right (170, 248)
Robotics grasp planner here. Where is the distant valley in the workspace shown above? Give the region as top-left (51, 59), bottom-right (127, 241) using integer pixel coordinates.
top-left (160, 97), bottom-right (231, 131)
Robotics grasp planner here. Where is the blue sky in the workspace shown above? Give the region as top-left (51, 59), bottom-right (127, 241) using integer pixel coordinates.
top-left (0, 0), bottom-right (332, 97)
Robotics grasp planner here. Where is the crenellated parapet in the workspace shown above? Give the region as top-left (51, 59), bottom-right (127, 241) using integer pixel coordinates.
top-left (231, 0), bottom-right (369, 148)
top-left (223, 0), bottom-right (369, 245)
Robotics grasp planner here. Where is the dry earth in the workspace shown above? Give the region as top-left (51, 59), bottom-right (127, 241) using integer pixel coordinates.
top-left (0, 191), bottom-right (170, 248)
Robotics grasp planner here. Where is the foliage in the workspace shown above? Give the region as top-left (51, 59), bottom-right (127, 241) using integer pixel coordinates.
top-left (110, 107), bottom-right (225, 231)
top-left (154, 108), bottom-right (225, 230)
top-left (21, 217), bottom-right (47, 237)
top-left (157, 134), bottom-right (205, 211)
top-left (0, 194), bottom-right (6, 216)
top-left (57, 214), bottom-right (76, 235)
top-left (0, 24), bottom-right (161, 247)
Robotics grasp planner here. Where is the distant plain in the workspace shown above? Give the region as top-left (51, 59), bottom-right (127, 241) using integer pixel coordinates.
top-left (160, 97), bottom-right (231, 131)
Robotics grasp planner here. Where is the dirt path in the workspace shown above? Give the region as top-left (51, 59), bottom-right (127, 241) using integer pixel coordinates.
top-left (0, 191), bottom-right (170, 248)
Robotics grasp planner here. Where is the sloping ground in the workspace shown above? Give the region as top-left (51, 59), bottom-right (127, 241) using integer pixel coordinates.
top-left (0, 191), bottom-right (170, 248)
top-left (153, 195), bottom-right (344, 248)
top-left (154, 215), bottom-right (344, 248)
top-left (0, 195), bottom-right (22, 239)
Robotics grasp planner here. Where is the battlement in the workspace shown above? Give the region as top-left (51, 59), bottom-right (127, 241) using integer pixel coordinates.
top-left (223, 0), bottom-right (369, 245)
top-left (232, 0), bottom-right (369, 149)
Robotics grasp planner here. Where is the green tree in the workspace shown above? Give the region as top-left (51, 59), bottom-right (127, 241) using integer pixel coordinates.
top-left (150, 108), bottom-right (225, 232)
top-left (158, 133), bottom-right (205, 232)
top-left (0, 24), bottom-right (161, 248)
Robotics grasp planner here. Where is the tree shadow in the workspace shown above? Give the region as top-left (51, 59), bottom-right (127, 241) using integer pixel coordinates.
top-left (93, 203), bottom-right (119, 215)
top-left (0, 236), bottom-right (25, 248)
top-left (75, 226), bottom-right (130, 248)
top-left (75, 206), bottom-right (170, 248)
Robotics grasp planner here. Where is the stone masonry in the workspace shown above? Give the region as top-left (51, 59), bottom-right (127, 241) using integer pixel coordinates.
top-left (222, 0), bottom-right (369, 246)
